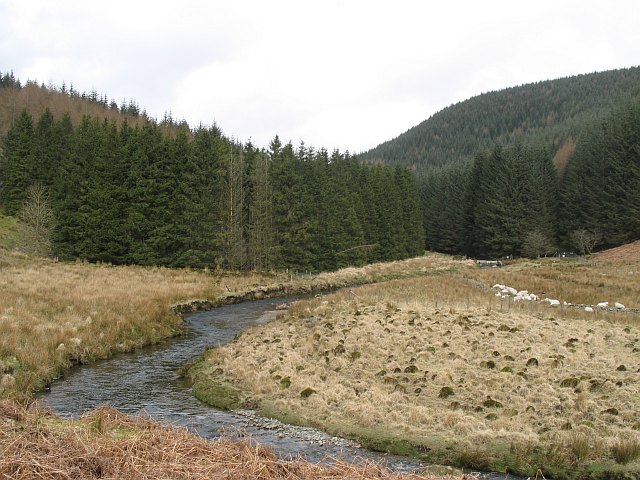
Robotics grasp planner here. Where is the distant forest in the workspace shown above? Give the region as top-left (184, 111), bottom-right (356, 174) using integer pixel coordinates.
top-left (362, 67), bottom-right (640, 257)
top-left (2, 67), bottom-right (639, 265)
top-left (0, 72), bottom-right (424, 270)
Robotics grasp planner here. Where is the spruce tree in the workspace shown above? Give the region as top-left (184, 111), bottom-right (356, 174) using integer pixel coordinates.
top-left (1, 109), bottom-right (35, 215)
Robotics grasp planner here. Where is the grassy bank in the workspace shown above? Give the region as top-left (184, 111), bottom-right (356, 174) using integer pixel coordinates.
top-left (0, 245), bottom-right (464, 403)
top-left (191, 257), bottom-right (640, 479)
top-left (0, 401), bottom-right (430, 479)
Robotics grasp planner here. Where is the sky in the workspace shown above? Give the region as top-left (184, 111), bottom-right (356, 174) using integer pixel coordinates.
top-left (1, 1), bottom-right (639, 153)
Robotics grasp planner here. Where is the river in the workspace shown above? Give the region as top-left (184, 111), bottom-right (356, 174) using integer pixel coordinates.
top-left (38, 295), bottom-right (517, 477)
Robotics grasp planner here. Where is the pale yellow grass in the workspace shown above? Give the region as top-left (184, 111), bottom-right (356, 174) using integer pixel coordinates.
top-left (0, 257), bottom-right (228, 400)
top-left (197, 273), bottom-right (640, 473)
top-left (463, 257), bottom-right (640, 310)
top-left (0, 251), bottom-right (466, 402)
top-left (0, 402), bottom-right (433, 479)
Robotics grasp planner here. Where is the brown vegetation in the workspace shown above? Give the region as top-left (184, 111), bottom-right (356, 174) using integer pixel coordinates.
top-left (0, 249), bottom-right (460, 403)
top-left (0, 401), bottom-right (431, 479)
top-left (0, 252), bottom-right (221, 401)
top-left (192, 256), bottom-right (640, 477)
top-left (0, 84), bottom-right (144, 135)
top-left (592, 239), bottom-right (640, 266)
top-left (552, 136), bottom-right (576, 177)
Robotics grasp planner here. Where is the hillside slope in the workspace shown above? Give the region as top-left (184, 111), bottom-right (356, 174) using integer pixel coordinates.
top-left (0, 71), bottom-right (180, 137)
top-left (360, 66), bottom-right (640, 169)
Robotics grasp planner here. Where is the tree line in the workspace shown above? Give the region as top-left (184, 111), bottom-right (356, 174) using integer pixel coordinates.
top-left (0, 108), bottom-right (424, 270)
top-left (420, 100), bottom-right (640, 258)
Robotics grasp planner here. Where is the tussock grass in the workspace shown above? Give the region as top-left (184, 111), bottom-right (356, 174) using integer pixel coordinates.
top-left (611, 437), bottom-right (640, 465)
top-left (193, 265), bottom-right (640, 478)
top-left (0, 401), bottom-right (431, 479)
top-left (0, 250), bottom-right (462, 403)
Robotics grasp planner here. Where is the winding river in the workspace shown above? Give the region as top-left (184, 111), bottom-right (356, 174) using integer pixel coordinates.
top-left (38, 295), bottom-right (516, 477)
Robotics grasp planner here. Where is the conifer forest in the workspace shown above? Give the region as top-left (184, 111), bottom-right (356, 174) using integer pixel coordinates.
top-left (1, 67), bottom-right (640, 265)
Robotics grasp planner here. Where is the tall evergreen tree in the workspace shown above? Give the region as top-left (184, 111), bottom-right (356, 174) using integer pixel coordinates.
top-left (1, 109), bottom-right (35, 214)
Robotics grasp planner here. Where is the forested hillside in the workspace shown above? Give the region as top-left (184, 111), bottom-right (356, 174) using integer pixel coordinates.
top-left (0, 70), bottom-right (165, 136)
top-left (361, 67), bottom-right (640, 170)
top-left (0, 73), bottom-right (424, 270)
top-left (359, 67), bottom-right (640, 258)
top-left (422, 101), bottom-right (640, 257)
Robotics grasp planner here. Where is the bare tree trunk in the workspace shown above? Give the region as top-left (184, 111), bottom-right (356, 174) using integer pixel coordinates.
top-left (248, 152), bottom-right (274, 270)
top-left (222, 145), bottom-right (247, 269)
top-left (19, 183), bottom-right (55, 257)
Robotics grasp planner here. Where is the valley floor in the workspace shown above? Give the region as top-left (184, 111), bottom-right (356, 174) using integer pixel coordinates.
top-left (191, 253), bottom-right (640, 479)
top-left (0, 250), bottom-right (468, 479)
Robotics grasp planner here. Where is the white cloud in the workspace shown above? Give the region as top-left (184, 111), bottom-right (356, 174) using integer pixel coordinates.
top-left (1, 0), bottom-right (639, 152)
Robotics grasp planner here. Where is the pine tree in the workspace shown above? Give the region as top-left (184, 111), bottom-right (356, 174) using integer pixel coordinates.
top-left (1, 109), bottom-right (35, 214)
top-left (180, 125), bottom-right (225, 268)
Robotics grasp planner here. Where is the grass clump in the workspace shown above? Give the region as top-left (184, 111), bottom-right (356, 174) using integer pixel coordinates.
top-left (191, 256), bottom-right (640, 478)
top-left (300, 387), bottom-right (316, 398)
top-left (611, 437), bottom-right (640, 465)
top-left (438, 387), bottom-right (454, 398)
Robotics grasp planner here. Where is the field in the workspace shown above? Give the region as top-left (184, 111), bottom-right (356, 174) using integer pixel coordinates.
top-left (191, 252), bottom-right (640, 478)
top-left (0, 242), bottom-right (463, 403)
top-left (0, 242), bottom-right (466, 479)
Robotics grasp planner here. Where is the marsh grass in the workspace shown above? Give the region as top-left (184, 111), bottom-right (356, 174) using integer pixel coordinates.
top-left (193, 262), bottom-right (640, 477)
top-left (611, 437), bottom-right (640, 465)
top-left (0, 254), bottom-right (227, 401)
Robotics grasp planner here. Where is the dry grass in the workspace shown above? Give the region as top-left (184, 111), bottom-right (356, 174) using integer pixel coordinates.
top-left (193, 264), bottom-right (640, 477)
top-left (461, 255), bottom-right (640, 310)
top-left (0, 401), bottom-right (434, 480)
top-left (0, 253), bottom-right (227, 401)
top-left (0, 249), bottom-right (464, 403)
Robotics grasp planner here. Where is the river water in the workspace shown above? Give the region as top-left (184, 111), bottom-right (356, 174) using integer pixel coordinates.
top-left (38, 296), bottom-right (517, 477)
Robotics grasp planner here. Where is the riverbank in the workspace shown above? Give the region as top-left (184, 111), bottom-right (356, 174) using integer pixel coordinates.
top-left (190, 257), bottom-right (640, 479)
top-left (0, 401), bottom-right (431, 479)
top-left (0, 248), bottom-right (466, 402)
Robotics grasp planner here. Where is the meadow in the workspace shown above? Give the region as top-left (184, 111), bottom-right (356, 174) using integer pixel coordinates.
top-left (191, 252), bottom-right (640, 478)
top-left (0, 241), bottom-right (462, 403)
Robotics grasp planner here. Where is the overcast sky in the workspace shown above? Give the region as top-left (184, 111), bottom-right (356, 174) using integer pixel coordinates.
top-left (1, 1), bottom-right (639, 153)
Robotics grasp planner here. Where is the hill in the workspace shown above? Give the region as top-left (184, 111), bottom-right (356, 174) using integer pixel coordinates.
top-left (0, 70), bottom-right (181, 137)
top-left (360, 66), bottom-right (640, 170)
top-left (592, 239), bottom-right (640, 265)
